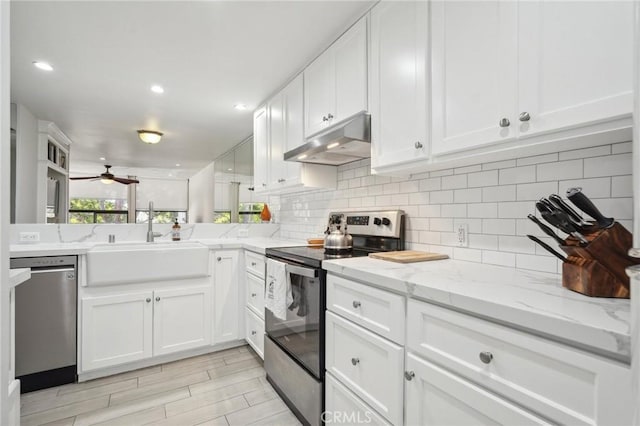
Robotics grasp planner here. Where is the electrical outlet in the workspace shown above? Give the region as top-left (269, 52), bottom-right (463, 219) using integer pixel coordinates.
top-left (457, 224), bottom-right (468, 247)
top-left (19, 232), bottom-right (40, 243)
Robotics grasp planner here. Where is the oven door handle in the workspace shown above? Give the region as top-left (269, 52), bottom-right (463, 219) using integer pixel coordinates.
top-left (285, 263), bottom-right (318, 279)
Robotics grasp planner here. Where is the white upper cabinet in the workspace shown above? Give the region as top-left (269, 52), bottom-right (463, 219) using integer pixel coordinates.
top-left (268, 74), bottom-right (303, 188)
top-left (431, 1), bottom-right (518, 156)
top-left (369, 1), bottom-right (430, 171)
top-left (305, 17), bottom-right (368, 137)
top-left (517, 1), bottom-right (634, 138)
top-left (431, 0), bottom-right (633, 159)
top-left (253, 106), bottom-right (269, 192)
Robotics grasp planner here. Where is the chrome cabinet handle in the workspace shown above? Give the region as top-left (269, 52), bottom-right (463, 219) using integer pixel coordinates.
top-left (404, 371), bottom-right (415, 381)
top-left (519, 112), bottom-right (531, 122)
top-left (146, 298), bottom-right (151, 303)
top-left (322, 115), bottom-right (328, 122)
top-left (217, 257), bottom-right (222, 261)
top-left (262, 183), bottom-right (266, 187)
top-left (352, 301), bottom-right (361, 308)
top-left (155, 296), bottom-right (160, 302)
top-left (278, 178), bottom-right (285, 183)
top-left (479, 351), bottom-right (493, 364)
top-left (251, 330), bottom-right (257, 335)
top-left (251, 262), bottom-right (257, 267)
top-left (327, 113), bottom-right (334, 120)
top-left (414, 141), bottom-right (423, 149)
top-left (351, 357), bottom-right (360, 366)
top-left (499, 118), bottom-right (510, 127)
top-left (251, 293), bottom-right (257, 297)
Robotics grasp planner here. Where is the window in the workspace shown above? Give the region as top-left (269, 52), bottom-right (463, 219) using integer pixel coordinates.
top-left (69, 198), bottom-right (128, 224)
top-left (136, 210), bottom-right (187, 224)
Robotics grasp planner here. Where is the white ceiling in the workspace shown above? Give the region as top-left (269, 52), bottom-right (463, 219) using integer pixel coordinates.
top-left (10, 0), bottom-right (373, 175)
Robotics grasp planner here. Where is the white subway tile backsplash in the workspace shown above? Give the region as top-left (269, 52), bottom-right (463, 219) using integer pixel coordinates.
top-left (482, 219), bottom-right (516, 235)
top-left (482, 250), bottom-right (516, 267)
top-left (483, 185), bottom-right (516, 202)
top-left (276, 143), bottom-right (630, 274)
top-left (467, 170), bottom-right (498, 188)
top-left (430, 190), bottom-right (454, 204)
top-left (442, 174), bottom-right (467, 189)
top-left (611, 175), bottom-right (633, 198)
top-left (516, 181), bottom-right (558, 201)
top-left (467, 203), bottom-right (498, 218)
top-left (584, 153), bottom-right (632, 177)
top-left (558, 177), bottom-right (611, 199)
top-left (454, 188), bottom-right (482, 203)
top-left (536, 159), bottom-right (583, 182)
top-left (516, 153), bottom-right (559, 166)
top-left (499, 165), bottom-right (536, 185)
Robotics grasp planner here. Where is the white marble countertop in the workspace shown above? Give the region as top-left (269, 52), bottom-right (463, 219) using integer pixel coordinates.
top-left (9, 268), bottom-right (31, 288)
top-left (9, 237), bottom-right (303, 258)
top-left (323, 257), bottom-right (631, 362)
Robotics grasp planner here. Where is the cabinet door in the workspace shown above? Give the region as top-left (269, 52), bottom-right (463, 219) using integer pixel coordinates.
top-left (268, 92), bottom-right (286, 188)
top-left (334, 17), bottom-right (368, 122)
top-left (431, 1), bottom-right (518, 156)
top-left (518, 1), bottom-right (634, 137)
top-left (245, 306), bottom-right (265, 360)
top-left (305, 49), bottom-right (335, 137)
top-left (213, 250), bottom-right (240, 344)
top-left (283, 74), bottom-right (303, 184)
top-left (370, 1), bottom-right (429, 170)
top-left (253, 106), bottom-right (269, 192)
top-left (153, 285), bottom-right (212, 356)
top-left (405, 353), bottom-right (550, 426)
top-left (81, 292), bottom-right (153, 371)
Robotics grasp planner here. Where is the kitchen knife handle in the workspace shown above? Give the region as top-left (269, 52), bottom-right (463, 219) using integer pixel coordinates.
top-left (548, 194), bottom-right (586, 225)
top-left (566, 188), bottom-right (614, 228)
top-left (527, 235), bottom-right (567, 261)
top-left (527, 214), bottom-right (565, 245)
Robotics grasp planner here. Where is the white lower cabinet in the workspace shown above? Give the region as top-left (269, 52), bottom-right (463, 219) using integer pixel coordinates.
top-left (81, 291), bottom-right (154, 371)
top-left (325, 311), bottom-right (404, 425)
top-left (153, 285), bottom-right (212, 356)
top-left (212, 250), bottom-right (240, 344)
top-left (325, 372), bottom-right (391, 426)
top-left (405, 353), bottom-right (549, 426)
top-left (245, 307), bottom-right (265, 359)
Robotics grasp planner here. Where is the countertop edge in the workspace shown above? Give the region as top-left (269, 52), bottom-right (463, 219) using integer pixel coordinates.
top-left (9, 268), bottom-right (31, 288)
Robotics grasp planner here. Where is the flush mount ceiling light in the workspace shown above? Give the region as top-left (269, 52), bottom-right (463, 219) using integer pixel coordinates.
top-left (234, 103), bottom-right (248, 111)
top-left (137, 130), bottom-right (163, 144)
top-left (151, 85), bottom-right (164, 94)
top-left (33, 61), bottom-right (53, 71)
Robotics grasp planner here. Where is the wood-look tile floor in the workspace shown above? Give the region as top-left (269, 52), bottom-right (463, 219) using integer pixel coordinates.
top-left (20, 346), bottom-right (302, 426)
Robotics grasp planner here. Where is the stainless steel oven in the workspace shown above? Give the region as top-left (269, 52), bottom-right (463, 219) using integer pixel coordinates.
top-left (265, 210), bottom-right (405, 426)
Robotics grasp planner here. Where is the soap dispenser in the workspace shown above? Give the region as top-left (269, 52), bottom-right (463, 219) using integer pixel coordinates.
top-left (172, 218), bottom-right (181, 241)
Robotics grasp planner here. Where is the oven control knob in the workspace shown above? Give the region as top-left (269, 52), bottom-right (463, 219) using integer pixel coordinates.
top-left (382, 218), bottom-right (391, 226)
top-left (373, 217), bottom-right (382, 226)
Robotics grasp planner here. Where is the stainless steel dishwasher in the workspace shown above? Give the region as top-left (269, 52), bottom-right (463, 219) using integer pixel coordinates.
top-left (10, 256), bottom-right (77, 392)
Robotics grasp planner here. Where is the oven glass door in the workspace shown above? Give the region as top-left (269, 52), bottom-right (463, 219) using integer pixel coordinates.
top-left (265, 262), bottom-right (323, 379)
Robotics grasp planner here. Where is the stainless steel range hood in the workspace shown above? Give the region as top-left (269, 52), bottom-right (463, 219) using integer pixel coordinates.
top-left (284, 112), bottom-right (371, 166)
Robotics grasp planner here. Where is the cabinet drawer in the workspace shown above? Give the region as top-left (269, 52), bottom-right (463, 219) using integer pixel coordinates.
top-left (246, 273), bottom-right (264, 319)
top-left (245, 251), bottom-right (265, 279)
top-left (245, 307), bottom-right (265, 359)
top-left (407, 300), bottom-right (633, 425)
top-left (325, 372), bottom-right (391, 426)
top-left (327, 274), bottom-right (405, 344)
top-left (405, 353), bottom-right (550, 426)
top-left (325, 311), bottom-right (403, 425)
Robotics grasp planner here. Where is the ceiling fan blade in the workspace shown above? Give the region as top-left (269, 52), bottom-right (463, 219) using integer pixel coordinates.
top-left (112, 176), bottom-right (140, 185)
top-left (70, 176), bottom-right (100, 180)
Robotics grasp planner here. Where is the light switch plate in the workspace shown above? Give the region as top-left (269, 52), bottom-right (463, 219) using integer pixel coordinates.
top-left (19, 232), bottom-right (40, 243)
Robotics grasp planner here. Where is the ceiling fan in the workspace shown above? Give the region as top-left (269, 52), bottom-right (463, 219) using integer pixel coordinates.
top-left (70, 165), bottom-right (140, 185)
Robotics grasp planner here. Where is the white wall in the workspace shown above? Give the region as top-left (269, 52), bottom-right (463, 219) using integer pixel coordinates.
top-left (188, 161), bottom-right (215, 223)
top-left (1, 0), bottom-right (11, 422)
top-left (13, 103), bottom-right (38, 223)
top-left (272, 142), bottom-right (633, 275)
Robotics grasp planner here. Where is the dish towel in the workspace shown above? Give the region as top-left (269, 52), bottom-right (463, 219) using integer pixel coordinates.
top-left (265, 259), bottom-right (293, 320)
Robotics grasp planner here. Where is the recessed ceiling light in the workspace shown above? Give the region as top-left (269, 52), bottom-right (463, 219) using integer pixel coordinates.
top-left (227, 168), bottom-right (233, 171)
top-left (327, 142), bottom-right (340, 149)
top-left (298, 154), bottom-right (308, 160)
top-left (175, 163), bottom-right (181, 167)
top-left (33, 61), bottom-right (53, 71)
top-left (234, 103), bottom-right (247, 111)
top-left (99, 157), bottom-right (106, 161)
top-left (151, 85), bottom-right (164, 94)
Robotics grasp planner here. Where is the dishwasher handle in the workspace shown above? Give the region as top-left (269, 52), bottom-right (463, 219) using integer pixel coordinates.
top-left (29, 268), bottom-right (76, 275)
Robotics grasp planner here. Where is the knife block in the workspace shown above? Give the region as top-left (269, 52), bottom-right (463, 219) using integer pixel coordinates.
top-left (560, 222), bottom-right (636, 298)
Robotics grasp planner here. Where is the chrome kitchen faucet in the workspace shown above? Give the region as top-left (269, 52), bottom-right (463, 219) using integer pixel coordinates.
top-left (146, 201), bottom-right (162, 242)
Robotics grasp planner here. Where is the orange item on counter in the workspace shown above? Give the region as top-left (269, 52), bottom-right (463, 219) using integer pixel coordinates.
top-left (260, 204), bottom-right (271, 222)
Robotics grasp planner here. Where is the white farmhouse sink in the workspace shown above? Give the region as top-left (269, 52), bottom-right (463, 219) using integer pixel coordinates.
top-left (87, 241), bottom-right (210, 286)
